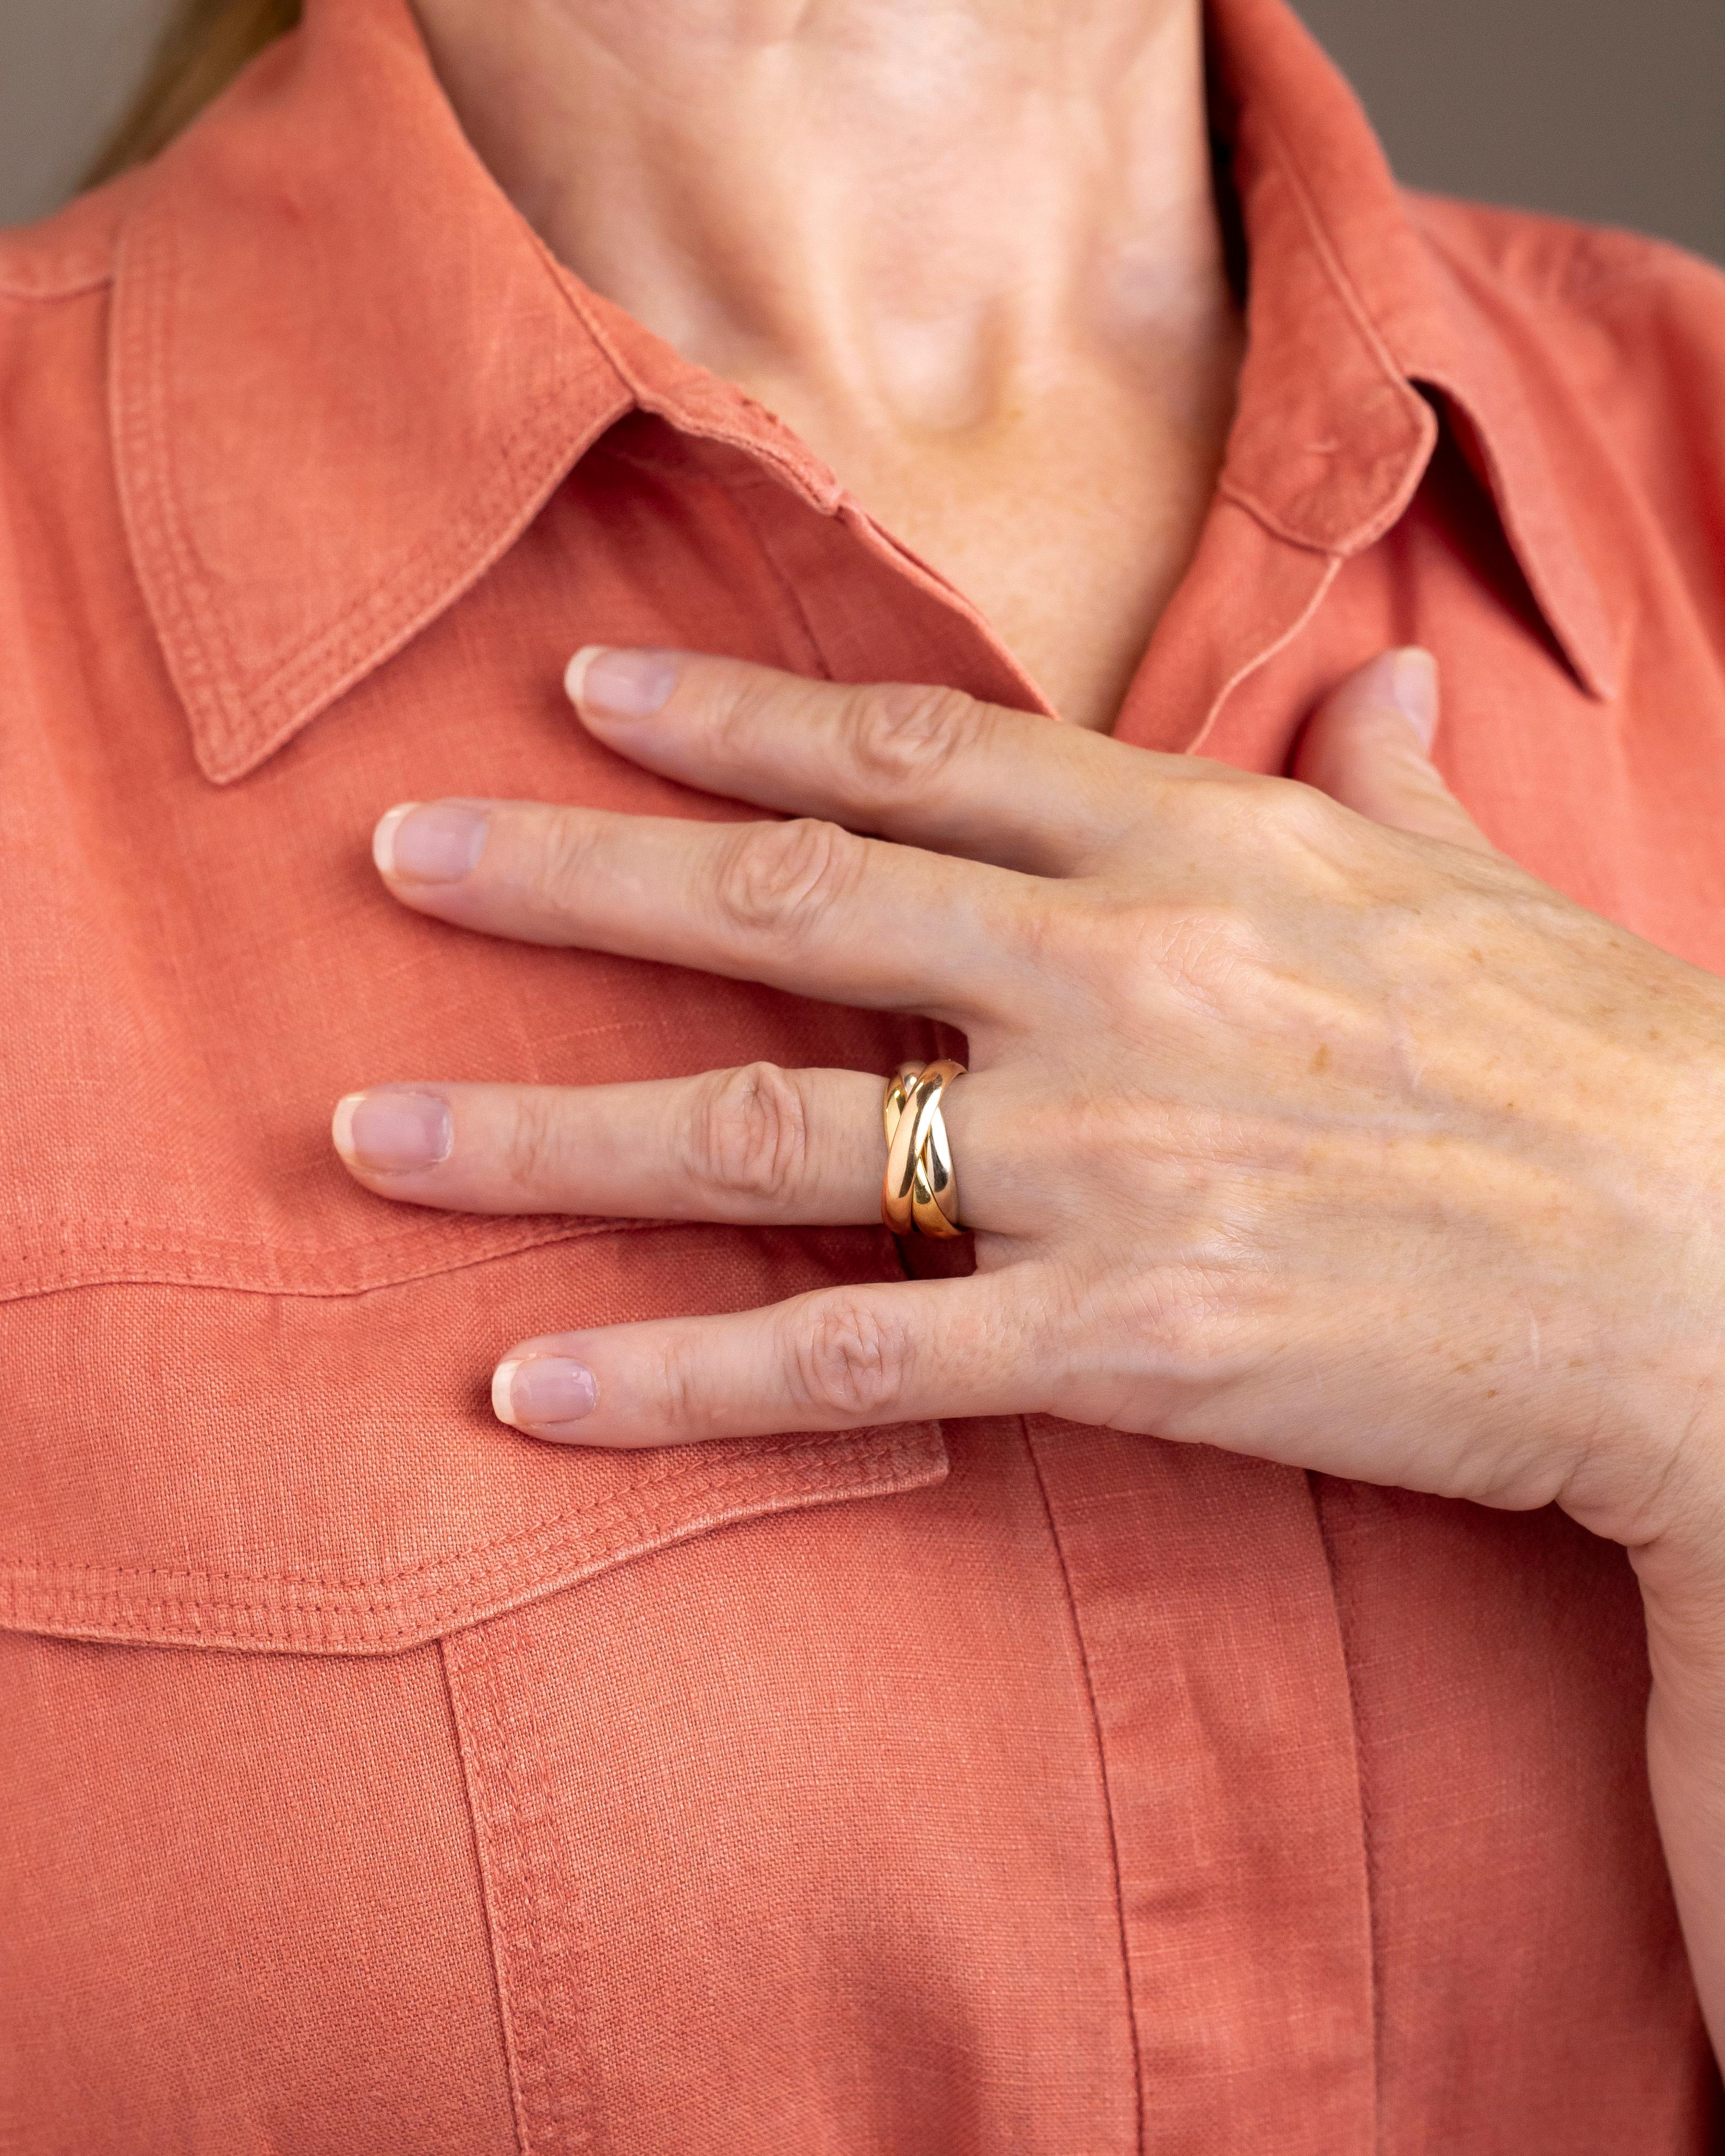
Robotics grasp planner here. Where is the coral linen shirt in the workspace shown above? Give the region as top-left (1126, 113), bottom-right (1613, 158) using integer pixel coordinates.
top-left (4, 0), bottom-right (1725, 2147)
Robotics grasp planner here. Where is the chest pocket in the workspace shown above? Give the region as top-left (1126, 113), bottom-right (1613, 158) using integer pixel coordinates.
top-left (0, 1227), bottom-right (945, 1653)
top-left (0, 687), bottom-right (947, 1655)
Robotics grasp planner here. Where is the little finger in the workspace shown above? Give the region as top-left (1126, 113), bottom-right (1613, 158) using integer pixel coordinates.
top-left (491, 1273), bottom-right (1045, 1446)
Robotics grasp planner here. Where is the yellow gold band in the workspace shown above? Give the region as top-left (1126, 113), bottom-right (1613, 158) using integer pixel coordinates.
top-left (882, 1058), bottom-right (966, 1238)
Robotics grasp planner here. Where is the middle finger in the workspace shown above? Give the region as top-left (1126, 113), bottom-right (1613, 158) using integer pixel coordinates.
top-left (374, 797), bottom-right (1043, 1022)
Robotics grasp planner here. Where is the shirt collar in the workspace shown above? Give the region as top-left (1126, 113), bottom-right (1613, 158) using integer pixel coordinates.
top-left (111, 0), bottom-right (1622, 785)
top-left (1208, 0), bottom-right (1621, 700)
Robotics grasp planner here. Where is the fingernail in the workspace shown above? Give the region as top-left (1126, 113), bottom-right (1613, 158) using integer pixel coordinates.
top-left (566, 646), bottom-right (679, 722)
top-left (1387, 647), bottom-right (1440, 752)
top-left (374, 801), bottom-right (489, 882)
top-left (331, 1088), bottom-right (453, 1173)
top-left (492, 1355), bottom-right (599, 1432)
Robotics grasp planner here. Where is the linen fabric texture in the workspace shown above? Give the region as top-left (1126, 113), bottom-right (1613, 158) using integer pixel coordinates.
top-left (3, 0), bottom-right (1724, 2147)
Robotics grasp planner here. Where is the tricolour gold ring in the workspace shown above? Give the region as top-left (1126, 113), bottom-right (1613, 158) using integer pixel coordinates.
top-left (882, 1058), bottom-right (966, 1238)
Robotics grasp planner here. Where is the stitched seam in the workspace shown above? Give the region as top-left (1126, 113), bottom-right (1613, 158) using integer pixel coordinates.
top-left (2, 1433), bottom-right (906, 1585)
top-left (2, 1217), bottom-right (610, 1253)
top-left (555, 277), bottom-right (837, 509)
top-left (1185, 551), bottom-right (1342, 757)
top-left (118, 190), bottom-right (629, 775)
top-left (233, 383), bottom-right (598, 712)
top-left (1307, 1475), bottom-right (1383, 2155)
top-left (1258, 125), bottom-right (1420, 404)
top-left (147, 156), bottom-right (450, 728)
top-left (0, 1214), bottom-right (680, 1304)
top-left (0, 1436), bottom-right (946, 1651)
top-left (200, 140), bottom-right (639, 755)
top-left (1021, 1420), bottom-right (1144, 2155)
top-left (440, 1635), bottom-right (531, 2154)
top-left (1223, 126), bottom-right (1433, 557)
top-left (444, 1626), bottom-right (596, 2154)
top-left (1215, 475), bottom-right (1372, 554)
top-left (1, 1212), bottom-right (641, 1259)
top-left (113, 197), bottom-right (222, 744)
top-left (143, 206), bottom-right (236, 729)
top-left (473, 1617), bottom-right (600, 2155)
top-left (449, 1630), bottom-right (552, 2148)
top-left (474, 1627), bottom-right (572, 2154)
top-left (192, 383), bottom-right (603, 763)
top-left (0, 1201), bottom-right (902, 1301)
top-left (0, 1430), bottom-right (919, 1595)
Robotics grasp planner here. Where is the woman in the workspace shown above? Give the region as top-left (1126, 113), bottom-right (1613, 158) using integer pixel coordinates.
top-left (4, 0), bottom-right (1724, 2146)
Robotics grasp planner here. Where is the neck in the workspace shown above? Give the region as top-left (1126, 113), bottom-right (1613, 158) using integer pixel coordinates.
top-left (414, 0), bottom-right (1233, 425)
top-left (411, 0), bottom-right (1245, 729)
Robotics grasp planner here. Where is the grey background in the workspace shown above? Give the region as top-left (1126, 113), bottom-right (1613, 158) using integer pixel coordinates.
top-left (1, 0), bottom-right (1721, 262)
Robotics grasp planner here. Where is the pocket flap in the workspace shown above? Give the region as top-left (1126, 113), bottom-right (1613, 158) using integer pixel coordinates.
top-left (0, 1224), bottom-right (945, 1654)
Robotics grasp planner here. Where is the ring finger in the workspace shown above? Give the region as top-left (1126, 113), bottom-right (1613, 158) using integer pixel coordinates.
top-left (331, 1063), bottom-right (1014, 1231)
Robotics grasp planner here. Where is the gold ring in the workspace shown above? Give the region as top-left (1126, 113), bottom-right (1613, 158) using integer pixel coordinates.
top-left (882, 1059), bottom-right (966, 1238)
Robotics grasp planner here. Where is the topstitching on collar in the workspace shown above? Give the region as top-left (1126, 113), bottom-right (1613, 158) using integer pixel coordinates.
top-left (109, 0), bottom-right (1623, 788)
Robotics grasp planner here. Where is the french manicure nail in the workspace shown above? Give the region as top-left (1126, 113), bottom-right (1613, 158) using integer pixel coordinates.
top-left (566, 646), bottom-right (679, 722)
top-left (1388, 647), bottom-right (1440, 752)
top-left (331, 1088), bottom-right (453, 1173)
top-left (492, 1355), bottom-right (599, 1431)
top-left (374, 801), bottom-right (489, 883)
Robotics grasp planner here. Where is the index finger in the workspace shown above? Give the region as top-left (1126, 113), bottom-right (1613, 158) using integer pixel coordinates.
top-left (564, 647), bottom-right (1191, 875)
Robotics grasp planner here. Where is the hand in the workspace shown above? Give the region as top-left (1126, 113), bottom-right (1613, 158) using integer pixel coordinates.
top-left (334, 646), bottom-right (1725, 1569)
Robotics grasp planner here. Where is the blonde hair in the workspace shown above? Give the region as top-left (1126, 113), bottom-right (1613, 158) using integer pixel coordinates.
top-left (84, 0), bottom-right (301, 189)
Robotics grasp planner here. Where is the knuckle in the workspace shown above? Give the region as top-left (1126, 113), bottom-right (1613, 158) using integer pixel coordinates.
top-left (707, 666), bottom-right (784, 762)
top-left (651, 1337), bottom-right (711, 1438)
top-left (714, 817), bottom-right (856, 937)
top-left (532, 807), bottom-right (600, 916)
top-left (842, 682), bottom-right (980, 793)
top-left (1004, 885), bottom-right (1092, 973)
top-left (1183, 767), bottom-right (1335, 859)
top-left (1100, 1264), bottom-right (1235, 1414)
top-left (786, 1297), bottom-right (912, 1422)
top-left (502, 1089), bottom-right (564, 1193)
top-left (1261, 773), bottom-right (1346, 852)
top-left (1135, 898), bottom-right (1274, 1015)
top-left (691, 1061), bottom-right (811, 1206)
top-left (632, 1328), bottom-right (724, 1443)
top-left (1221, 771), bottom-right (1356, 888)
top-left (1041, 887), bottom-right (1271, 1029)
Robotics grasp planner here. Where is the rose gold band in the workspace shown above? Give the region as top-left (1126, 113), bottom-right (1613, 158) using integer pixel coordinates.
top-left (881, 1059), bottom-right (966, 1238)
